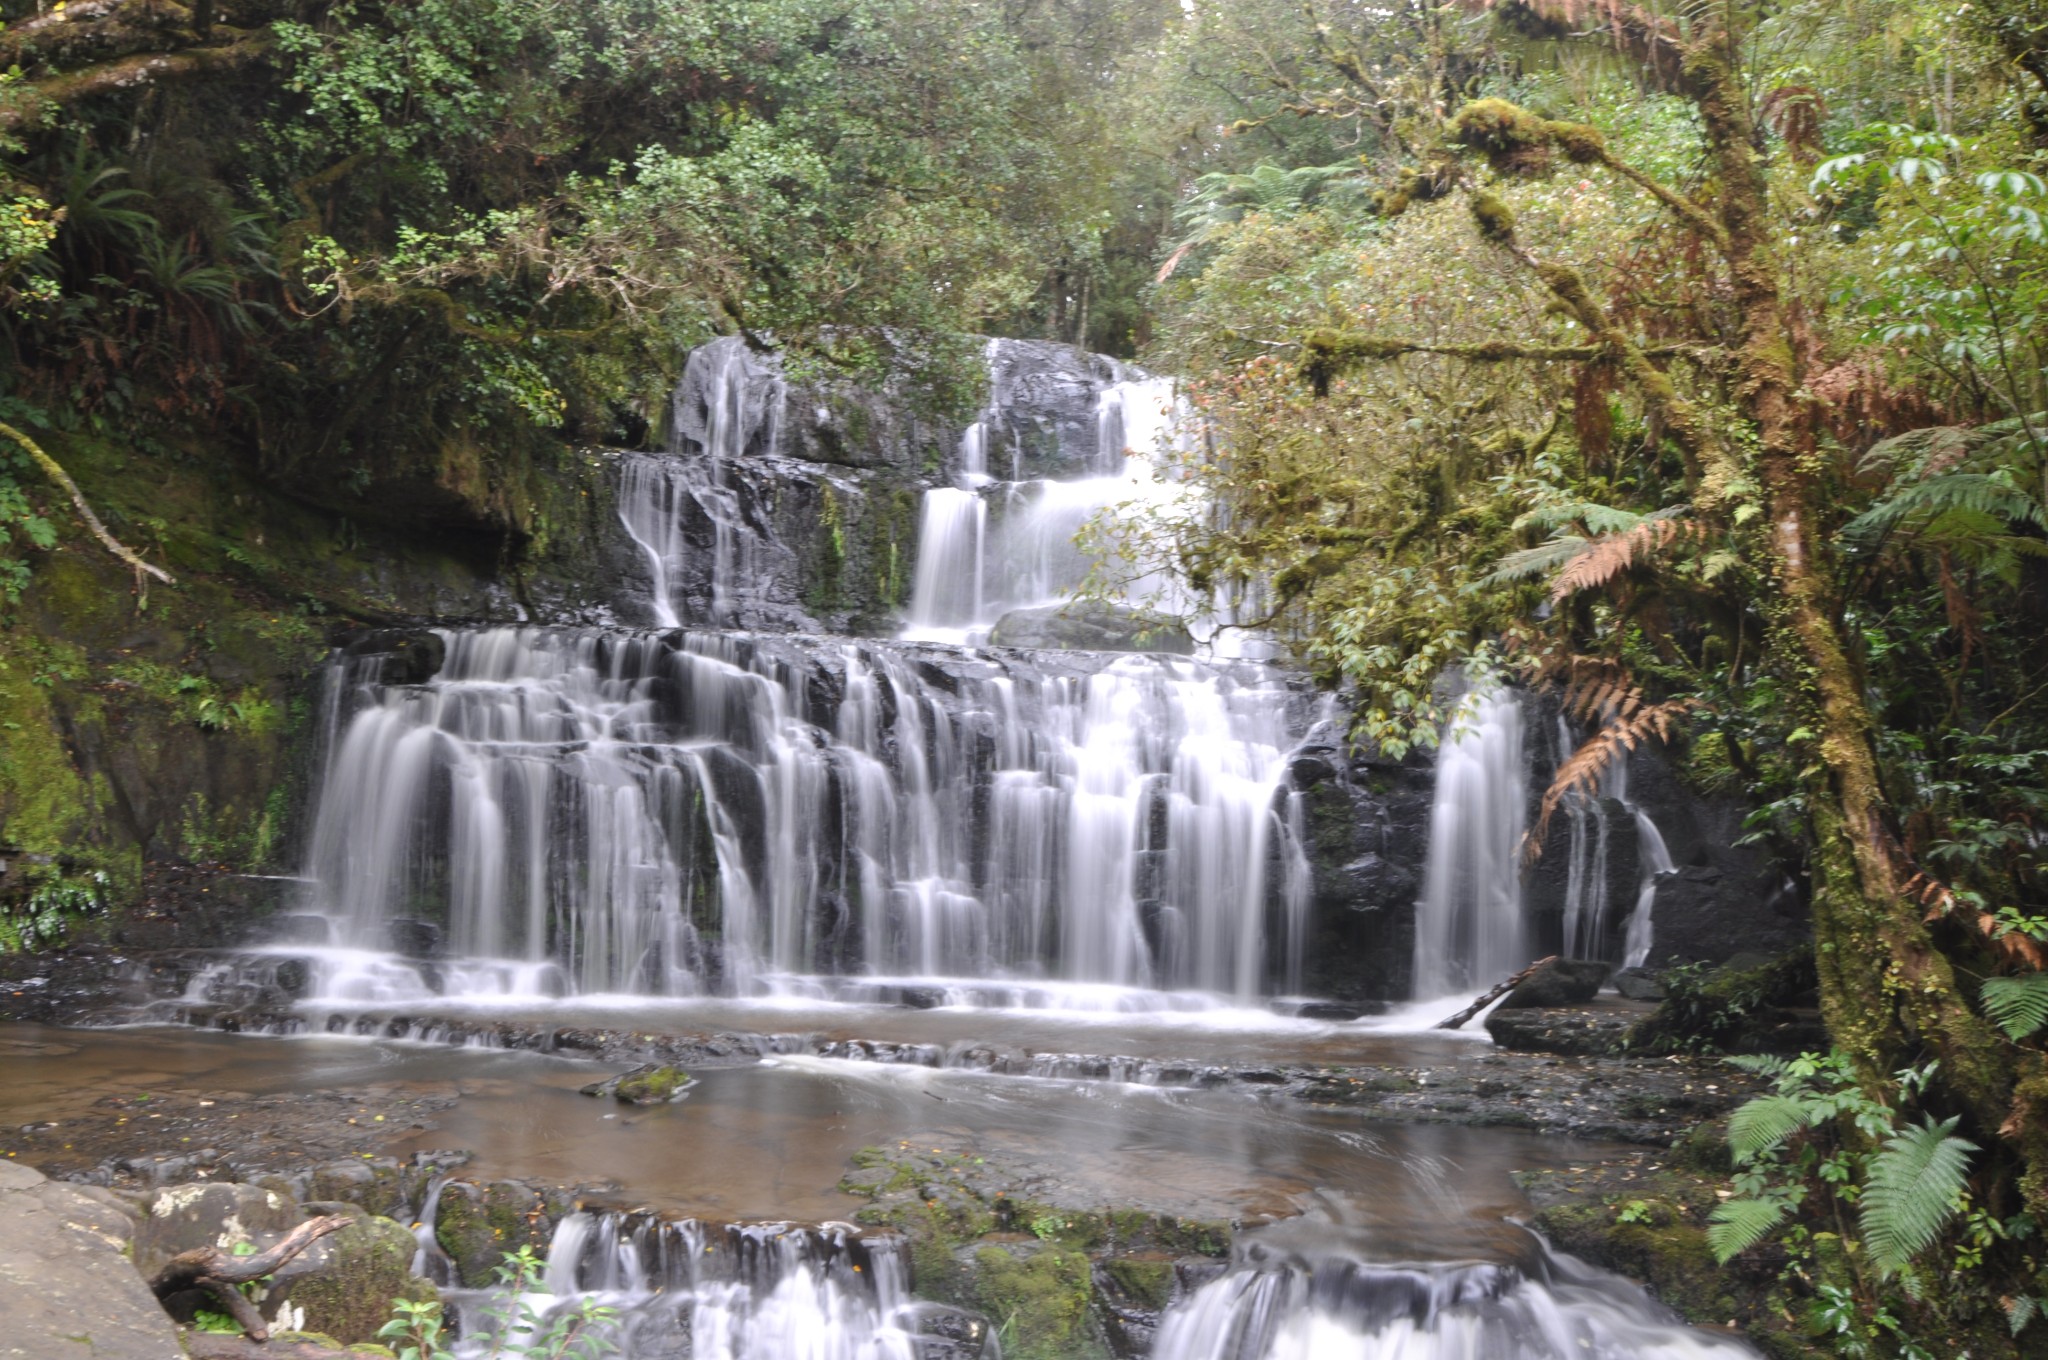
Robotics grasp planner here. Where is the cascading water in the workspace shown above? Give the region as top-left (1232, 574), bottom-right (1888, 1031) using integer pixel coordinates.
top-left (1550, 716), bottom-right (1677, 968)
top-left (292, 627), bottom-right (1310, 1005)
top-left (206, 332), bottom-right (1769, 1360)
top-left (902, 363), bottom-right (1196, 645)
top-left (1612, 756), bottom-right (1677, 968)
top-left (616, 339), bottom-right (790, 629)
top-left (1150, 1240), bottom-right (1755, 1360)
top-left (444, 1210), bottom-right (941, 1360)
top-left (1411, 689), bottom-right (1528, 998)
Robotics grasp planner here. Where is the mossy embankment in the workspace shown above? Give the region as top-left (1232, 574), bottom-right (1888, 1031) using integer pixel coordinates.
top-left (0, 425), bottom-right (620, 947)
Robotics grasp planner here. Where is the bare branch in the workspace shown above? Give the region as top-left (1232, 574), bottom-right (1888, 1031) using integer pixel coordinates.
top-left (0, 423), bottom-right (174, 586)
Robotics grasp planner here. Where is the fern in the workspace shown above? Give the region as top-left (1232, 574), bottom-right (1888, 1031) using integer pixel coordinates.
top-left (1549, 514), bottom-right (1699, 602)
top-left (1725, 1053), bottom-right (1791, 1079)
top-left (1860, 1116), bottom-right (1977, 1277)
top-left (1727, 1093), bottom-right (1820, 1161)
top-left (1483, 536), bottom-right (1588, 584)
top-left (1981, 973), bottom-right (2048, 1039)
top-left (1523, 694), bottom-right (1697, 861)
top-left (1708, 1197), bottom-right (1792, 1264)
top-left (1844, 472), bottom-right (2048, 541)
top-left (1487, 505), bottom-right (1695, 601)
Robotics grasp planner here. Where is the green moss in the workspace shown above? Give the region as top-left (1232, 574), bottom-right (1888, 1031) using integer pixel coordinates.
top-left (433, 1183), bottom-right (548, 1287)
top-left (279, 1215), bottom-right (433, 1346)
top-left (1103, 1257), bottom-right (1174, 1311)
top-left (973, 1244), bottom-right (1104, 1360)
top-left (1468, 192), bottom-right (1518, 243)
top-left (612, 1064), bottom-right (692, 1103)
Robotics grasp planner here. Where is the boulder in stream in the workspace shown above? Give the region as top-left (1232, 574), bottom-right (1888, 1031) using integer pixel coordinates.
top-left (0, 1160), bottom-right (178, 1360)
top-left (1498, 958), bottom-right (1612, 1009)
top-left (579, 1063), bottom-right (696, 1104)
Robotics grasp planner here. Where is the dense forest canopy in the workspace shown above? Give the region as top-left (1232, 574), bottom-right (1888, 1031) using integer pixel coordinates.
top-left (14, 0), bottom-right (2048, 1351)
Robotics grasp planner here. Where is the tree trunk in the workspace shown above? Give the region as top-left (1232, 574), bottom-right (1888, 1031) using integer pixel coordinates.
top-left (1683, 34), bottom-right (2019, 1151)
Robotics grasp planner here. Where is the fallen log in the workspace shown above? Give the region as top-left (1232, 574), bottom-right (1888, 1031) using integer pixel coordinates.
top-left (149, 1213), bottom-right (352, 1343)
top-left (1434, 955), bottom-right (1558, 1030)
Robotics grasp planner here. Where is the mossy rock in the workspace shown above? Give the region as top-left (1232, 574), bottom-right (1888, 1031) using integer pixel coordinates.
top-left (433, 1181), bottom-right (550, 1287)
top-left (1102, 1256), bottom-right (1175, 1311)
top-left (972, 1243), bottom-right (1107, 1360)
top-left (265, 1215), bottom-right (434, 1346)
top-left (579, 1063), bottom-right (694, 1104)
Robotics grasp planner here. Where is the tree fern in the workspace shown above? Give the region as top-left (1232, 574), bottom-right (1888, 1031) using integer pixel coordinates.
top-left (1844, 472), bottom-right (2048, 540)
top-left (1860, 1116), bottom-right (1977, 1277)
top-left (1980, 973), bottom-right (2048, 1039)
top-left (1483, 536), bottom-right (1587, 584)
top-left (1708, 1197), bottom-right (1792, 1263)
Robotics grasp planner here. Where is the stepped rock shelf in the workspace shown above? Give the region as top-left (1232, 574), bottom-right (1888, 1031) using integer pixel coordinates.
top-left (0, 337), bottom-right (1790, 1358)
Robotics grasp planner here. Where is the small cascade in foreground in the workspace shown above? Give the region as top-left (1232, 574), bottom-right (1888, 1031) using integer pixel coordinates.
top-left (443, 1210), bottom-right (947, 1360)
top-left (1411, 689), bottom-right (1528, 998)
top-left (1150, 1240), bottom-right (1755, 1360)
top-left (291, 627), bottom-right (1310, 1005)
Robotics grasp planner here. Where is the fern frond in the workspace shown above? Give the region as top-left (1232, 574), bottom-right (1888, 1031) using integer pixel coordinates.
top-left (1514, 501), bottom-right (1679, 536)
top-left (1844, 473), bottom-right (2048, 542)
top-left (1548, 515), bottom-right (1699, 602)
top-left (1861, 1116), bottom-right (1976, 1277)
top-left (1725, 1053), bottom-right (1791, 1078)
top-left (2006, 1293), bottom-right (2038, 1337)
top-left (1981, 974), bottom-right (2048, 1040)
top-left (1523, 696), bottom-right (1698, 861)
top-left (1483, 536), bottom-right (1589, 585)
top-left (1728, 1093), bottom-right (1820, 1161)
top-left (1708, 1198), bottom-right (1792, 1264)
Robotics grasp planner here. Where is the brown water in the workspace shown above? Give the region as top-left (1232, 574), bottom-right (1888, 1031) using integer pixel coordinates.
top-left (0, 1022), bottom-right (1598, 1260)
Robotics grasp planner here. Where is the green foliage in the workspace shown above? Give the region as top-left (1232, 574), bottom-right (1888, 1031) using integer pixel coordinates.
top-left (1861, 1117), bottom-right (1978, 1278)
top-left (1, 870), bottom-right (104, 952)
top-left (381, 1246), bottom-right (619, 1360)
top-left (1980, 973), bottom-right (2048, 1039)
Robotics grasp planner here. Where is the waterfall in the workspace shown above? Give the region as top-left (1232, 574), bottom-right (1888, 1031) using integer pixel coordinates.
top-left (1612, 757), bottom-right (1677, 968)
top-left (1151, 1245), bottom-right (1756, 1360)
top-left (903, 359), bottom-right (1196, 643)
top-left (295, 629), bottom-right (1310, 1005)
top-left (446, 1211), bottom-right (933, 1360)
top-left (616, 339), bottom-right (788, 628)
top-left (1411, 690), bottom-right (1528, 998)
top-left (1552, 717), bottom-right (1676, 969)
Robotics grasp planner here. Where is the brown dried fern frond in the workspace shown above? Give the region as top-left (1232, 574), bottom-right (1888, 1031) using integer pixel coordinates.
top-left (1547, 516), bottom-right (1702, 603)
top-left (1523, 697), bottom-right (1699, 864)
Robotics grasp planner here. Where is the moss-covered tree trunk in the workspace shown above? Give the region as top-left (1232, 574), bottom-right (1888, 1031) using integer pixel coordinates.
top-left (1680, 33), bottom-right (2021, 1164)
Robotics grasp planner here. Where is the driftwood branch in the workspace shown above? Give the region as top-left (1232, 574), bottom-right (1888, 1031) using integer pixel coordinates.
top-left (1435, 955), bottom-right (1558, 1030)
top-left (0, 422), bottom-right (175, 588)
top-left (149, 1214), bottom-right (352, 1343)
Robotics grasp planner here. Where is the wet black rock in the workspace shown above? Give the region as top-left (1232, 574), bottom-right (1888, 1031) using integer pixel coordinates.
top-left (1500, 958), bottom-right (1612, 1009)
top-left (384, 918), bottom-right (442, 958)
top-left (1283, 724), bottom-right (1433, 1004)
top-left (344, 628), bottom-right (447, 686)
top-left (1613, 967), bottom-right (1666, 1001)
top-left (1485, 1004), bottom-right (1637, 1056)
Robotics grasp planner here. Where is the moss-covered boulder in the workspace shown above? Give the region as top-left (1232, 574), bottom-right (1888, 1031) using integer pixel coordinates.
top-left (433, 1180), bottom-right (552, 1287)
top-left (264, 1214), bottom-right (435, 1345)
top-left (970, 1242), bottom-right (1107, 1360)
top-left (579, 1063), bottom-right (694, 1104)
